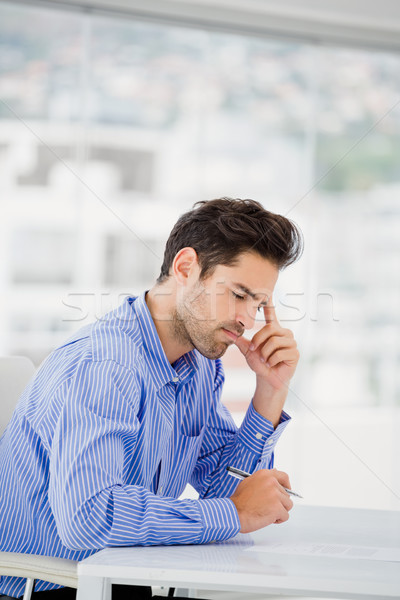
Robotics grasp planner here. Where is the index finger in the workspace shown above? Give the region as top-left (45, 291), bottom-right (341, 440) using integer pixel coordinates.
top-left (273, 468), bottom-right (291, 490)
top-left (263, 295), bottom-right (277, 324)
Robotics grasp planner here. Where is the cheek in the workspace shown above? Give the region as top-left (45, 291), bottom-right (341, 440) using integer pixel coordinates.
top-left (185, 286), bottom-right (209, 319)
top-left (190, 287), bottom-right (235, 323)
top-left (214, 290), bottom-right (235, 322)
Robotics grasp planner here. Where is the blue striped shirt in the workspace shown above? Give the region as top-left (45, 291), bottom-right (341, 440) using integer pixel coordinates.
top-left (0, 293), bottom-right (290, 597)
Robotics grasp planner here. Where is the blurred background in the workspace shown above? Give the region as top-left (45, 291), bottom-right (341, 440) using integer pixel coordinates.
top-left (0, 0), bottom-right (399, 510)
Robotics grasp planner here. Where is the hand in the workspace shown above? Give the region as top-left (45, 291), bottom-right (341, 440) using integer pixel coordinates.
top-left (230, 469), bottom-right (294, 533)
top-left (234, 299), bottom-right (299, 391)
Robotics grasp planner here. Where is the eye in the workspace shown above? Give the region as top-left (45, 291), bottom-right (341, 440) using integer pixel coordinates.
top-left (232, 291), bottom-right (245, 301)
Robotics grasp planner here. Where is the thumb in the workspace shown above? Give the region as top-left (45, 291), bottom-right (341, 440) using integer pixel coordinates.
top-left (234, 335), bottom-right (251, 356)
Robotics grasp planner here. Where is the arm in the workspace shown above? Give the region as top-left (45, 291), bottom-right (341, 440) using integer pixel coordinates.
top-left (49, 359), bottom-right (237, 550)
top-left (235, 298), bottom-right (299, 428)
top-left (191, 299), bottom-right (299, 530)
top-left (189, 359), bottom-right (291, 501)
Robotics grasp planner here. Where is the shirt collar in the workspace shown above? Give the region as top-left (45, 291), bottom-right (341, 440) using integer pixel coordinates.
top-left (130, 292), bottom-right (198, 391)
top-left (174, 349), bottom-right (199, 382)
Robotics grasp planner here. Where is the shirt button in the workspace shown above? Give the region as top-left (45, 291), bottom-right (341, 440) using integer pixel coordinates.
top-left (267, 438), bottom-right (274, 446)
top-left (255, 432), bottom-right (263, 440)
top-left (172, 376), bottom-right (179, 383)
top-left (159, 486), bottom-right (164, 494)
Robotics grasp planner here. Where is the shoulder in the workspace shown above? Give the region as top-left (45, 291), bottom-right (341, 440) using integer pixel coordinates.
top-left (91, 297), bottom-right (143, 371)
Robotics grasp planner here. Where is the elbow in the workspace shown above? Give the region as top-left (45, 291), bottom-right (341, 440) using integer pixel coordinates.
top-left (50, 485), bottom-right (115, 550)
top-left (56, 517), bottom-right (99, 551)
top-left (54, 505), bottom-right (111, 551)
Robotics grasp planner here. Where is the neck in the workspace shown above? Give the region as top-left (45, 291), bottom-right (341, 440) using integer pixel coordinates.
top-left (145, 284), bottom-right (192, 364)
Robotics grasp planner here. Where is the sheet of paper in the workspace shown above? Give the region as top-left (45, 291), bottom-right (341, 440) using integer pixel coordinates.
top-left (245, 542), bottom-right (400, 562)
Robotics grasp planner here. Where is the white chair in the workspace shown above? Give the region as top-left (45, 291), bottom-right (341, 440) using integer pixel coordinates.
top-left (0, 356), bottom-right (78, 599)
top-left (0, 552), bottom-right (78, 600)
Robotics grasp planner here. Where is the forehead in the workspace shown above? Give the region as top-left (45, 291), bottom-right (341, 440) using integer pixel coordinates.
top-left (210, 252), bottom-right (279, 297)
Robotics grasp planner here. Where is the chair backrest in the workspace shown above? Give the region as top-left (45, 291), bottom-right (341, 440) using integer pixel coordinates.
top-left (0, 356), bottom-right (36, 436)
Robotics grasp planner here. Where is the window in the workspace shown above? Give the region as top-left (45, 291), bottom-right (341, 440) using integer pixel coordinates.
top-left (1, 1), bottom-right (399, 509)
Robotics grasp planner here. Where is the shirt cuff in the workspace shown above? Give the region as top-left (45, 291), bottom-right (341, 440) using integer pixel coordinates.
top-left (237, 402), bottom-right (291, 455)
top-left (196, 497), bottom-right (241, 544)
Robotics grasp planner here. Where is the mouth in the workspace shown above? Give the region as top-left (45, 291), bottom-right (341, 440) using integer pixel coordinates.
top-left (221, 328), bottom-right (240, 342)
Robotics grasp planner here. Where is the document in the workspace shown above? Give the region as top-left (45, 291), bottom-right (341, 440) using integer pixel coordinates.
top-left (245, 542), bottom-right (400, 562)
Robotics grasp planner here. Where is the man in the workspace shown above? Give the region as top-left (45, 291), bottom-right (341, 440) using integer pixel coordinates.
top-left (0, 198), bottom-right (303, 599)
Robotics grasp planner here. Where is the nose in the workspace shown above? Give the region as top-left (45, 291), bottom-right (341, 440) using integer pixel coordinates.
top-left (235, 304), bottom-right (257, 331)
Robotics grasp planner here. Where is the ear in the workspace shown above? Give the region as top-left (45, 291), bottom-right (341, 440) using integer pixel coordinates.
top-left (172, 247), bottom-right (200, 285)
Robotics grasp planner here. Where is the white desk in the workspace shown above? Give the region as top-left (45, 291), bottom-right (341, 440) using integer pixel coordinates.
top-left (77, 505), bottom-right (400, 600)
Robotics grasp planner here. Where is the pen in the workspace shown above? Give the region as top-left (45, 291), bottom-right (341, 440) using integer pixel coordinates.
top-left (227, 466), bottom-right (303, 499)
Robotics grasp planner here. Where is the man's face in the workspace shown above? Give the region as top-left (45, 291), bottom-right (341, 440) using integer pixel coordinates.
top-left (173, 252), bottom-right (279, 360)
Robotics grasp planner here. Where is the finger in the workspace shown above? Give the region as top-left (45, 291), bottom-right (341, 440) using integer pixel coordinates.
top-left (234, 335), bottom-right (252, 357)
top-left (250, 324), bottom-right (289, 351)
top-left (275, 507), bottom-right (290, 523)
top-left (274, 470), bottom-right (291, 490)
top-left (258, 336), bottom-right (297, 363)
top-left (267, 347), bottom-right (299, 368)
top-left (263, 296), bottom-right (277, 325)
top-left (279, 489), bottom-right (294, 510)
top-left (281, 494), bottom-right (294, 512)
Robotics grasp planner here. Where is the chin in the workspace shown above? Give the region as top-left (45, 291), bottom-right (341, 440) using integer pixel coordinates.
top-left (196, 344), bottom-right (228, 361)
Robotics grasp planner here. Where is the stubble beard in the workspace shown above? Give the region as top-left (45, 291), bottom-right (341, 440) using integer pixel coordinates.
top-left (170, 305), bottom-right (229, 360)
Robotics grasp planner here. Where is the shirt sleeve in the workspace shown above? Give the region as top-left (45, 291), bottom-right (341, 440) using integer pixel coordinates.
top-left (189, 360), bottom-right (291, 500)
top-left (48, 359), bottom-right (239, 550)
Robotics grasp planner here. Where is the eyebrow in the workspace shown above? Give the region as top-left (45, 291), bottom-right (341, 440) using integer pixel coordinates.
top-left (233, 283), bottom-right (269, 306)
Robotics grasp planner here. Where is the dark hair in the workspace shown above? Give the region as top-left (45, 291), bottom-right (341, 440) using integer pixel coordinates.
top-left (157, 197), bottom-right (303, 283)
